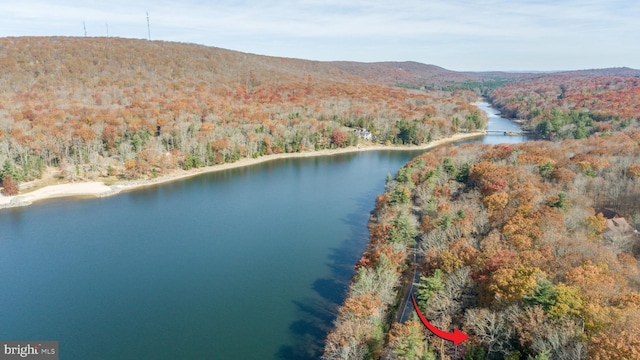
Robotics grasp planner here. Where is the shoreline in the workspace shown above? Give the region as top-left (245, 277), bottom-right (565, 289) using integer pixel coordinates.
top-left (0, 132), bottom-right (484, 210)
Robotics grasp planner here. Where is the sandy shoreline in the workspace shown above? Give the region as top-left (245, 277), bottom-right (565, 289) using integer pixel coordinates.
top-left (0, 132), bottom-right (483, 210)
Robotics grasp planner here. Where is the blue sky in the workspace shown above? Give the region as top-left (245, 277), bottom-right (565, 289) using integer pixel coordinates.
top-left (1, 0), bottom-right (638, 71)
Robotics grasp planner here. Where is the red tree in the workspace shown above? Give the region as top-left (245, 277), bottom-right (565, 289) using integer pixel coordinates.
top-left (1, 175), bottom-right (19, 196)
top-left (331, 130), bottom-right (349, 148)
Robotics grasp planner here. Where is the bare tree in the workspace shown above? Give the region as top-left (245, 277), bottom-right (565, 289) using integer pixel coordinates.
top-left (465, 307), bottom-right (516, 358)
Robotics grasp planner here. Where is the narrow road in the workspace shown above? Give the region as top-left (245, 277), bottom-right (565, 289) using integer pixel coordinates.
top-left (393, 242), bottom-right (420, 325)
top-left (382, 243), bottom-right (420, 360)
top-left (397, 264), bottom-right (420, 323)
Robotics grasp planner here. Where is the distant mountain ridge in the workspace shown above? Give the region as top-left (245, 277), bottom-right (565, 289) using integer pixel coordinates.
top-left (331, 60), bottom-right (481, 86)
top-left (553, 67), bottom-right (640, 77)
top-left (332, 60), bottom-right (640, 87)
top-left (1, 36), bottom-right (637, 88)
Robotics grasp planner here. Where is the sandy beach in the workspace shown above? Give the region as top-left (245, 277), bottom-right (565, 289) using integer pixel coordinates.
top-left (0, 132), bottom-right (483, 209)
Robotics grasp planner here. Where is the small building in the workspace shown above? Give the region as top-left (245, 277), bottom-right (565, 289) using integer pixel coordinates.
top-left (606, 217), bottom-right (633, 233)
top-left (596, 208), bottom-right (634, 233)
top-left (353, 128), bottom-right (372, 141)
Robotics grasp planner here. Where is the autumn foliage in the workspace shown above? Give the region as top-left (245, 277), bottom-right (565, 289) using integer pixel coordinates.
top-left (326, 129), bottom-right (640, 359)
top-left (0, 175), bottom-right (18, 196)
top-left (489, 72), bottom-right (640, 139)
top-left (0, 37), bottom-right (486, 188)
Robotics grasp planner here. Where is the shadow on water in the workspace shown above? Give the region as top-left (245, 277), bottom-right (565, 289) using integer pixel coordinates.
top-left (277, 107), bottom-right (531, 359)
top-left (276, 190), bottom-right (378, 359)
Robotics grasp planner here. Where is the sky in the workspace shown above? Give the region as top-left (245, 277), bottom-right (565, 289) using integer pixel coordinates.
top-left (1, 0), bottom-right (639, 71)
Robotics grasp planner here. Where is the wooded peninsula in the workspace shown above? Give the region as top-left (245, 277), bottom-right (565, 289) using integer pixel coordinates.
top-left (1, 37), bottom-right (640, 360)
top-left (322, 62), bottom-right (640, 359)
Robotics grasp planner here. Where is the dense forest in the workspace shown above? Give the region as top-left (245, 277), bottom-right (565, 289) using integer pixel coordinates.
top-left (489, 72), bottom-right (640, 140)
top-left (323, 130), bottom-right (640, 359)
top-left (0, 37), bottom-right (486, 194)
top-left (3, 36), bottom-right (640, 359)
top-left (3, 38), bottom-right (638, 196)
top-left (323, 64), bottom-right (640, 360)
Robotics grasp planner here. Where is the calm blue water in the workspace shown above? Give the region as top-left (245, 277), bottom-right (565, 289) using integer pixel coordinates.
top-left (0, 103), bottom-right (523, 359)
top-left (476, 102), bottom-right (530, 144)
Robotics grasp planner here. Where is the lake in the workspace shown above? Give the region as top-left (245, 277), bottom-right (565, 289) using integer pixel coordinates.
top-left (0, 103), bottom-right (528, 359)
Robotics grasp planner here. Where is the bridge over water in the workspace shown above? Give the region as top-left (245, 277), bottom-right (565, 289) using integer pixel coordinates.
top-left (483, 129), bottom-right (534, 136)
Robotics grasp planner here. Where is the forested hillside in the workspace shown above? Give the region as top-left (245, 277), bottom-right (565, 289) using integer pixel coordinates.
top-left (0, 37), bottom-right (485, 192)
top-left (323, 131), bottom-right (640, 359)
top-left (331, 61), bottom-right (481, 88)
top-left (489, 71), bottom-right (640, 140)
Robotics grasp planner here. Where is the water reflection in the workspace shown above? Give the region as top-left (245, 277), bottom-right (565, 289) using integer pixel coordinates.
top-left (0, 103), bottom-right (530, 359)
top-left (282, 101), bottom-right (532, 358)
top-left (462, 102), bottom-right (534, 145)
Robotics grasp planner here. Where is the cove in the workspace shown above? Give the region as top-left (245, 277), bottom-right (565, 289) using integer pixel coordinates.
top-left (0, 102), bottom-right (527, 359)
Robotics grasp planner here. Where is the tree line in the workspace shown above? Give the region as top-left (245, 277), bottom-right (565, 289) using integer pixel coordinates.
top-left (0, 37), bottom-right (485, 192)
top-left (324, 130), bottom-right (640, 359)
top-left (488, 75), bottom-right (640, 140)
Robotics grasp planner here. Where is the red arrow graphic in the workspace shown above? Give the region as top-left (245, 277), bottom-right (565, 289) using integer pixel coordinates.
top-left (411, 293), bottom-right (468, 345)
